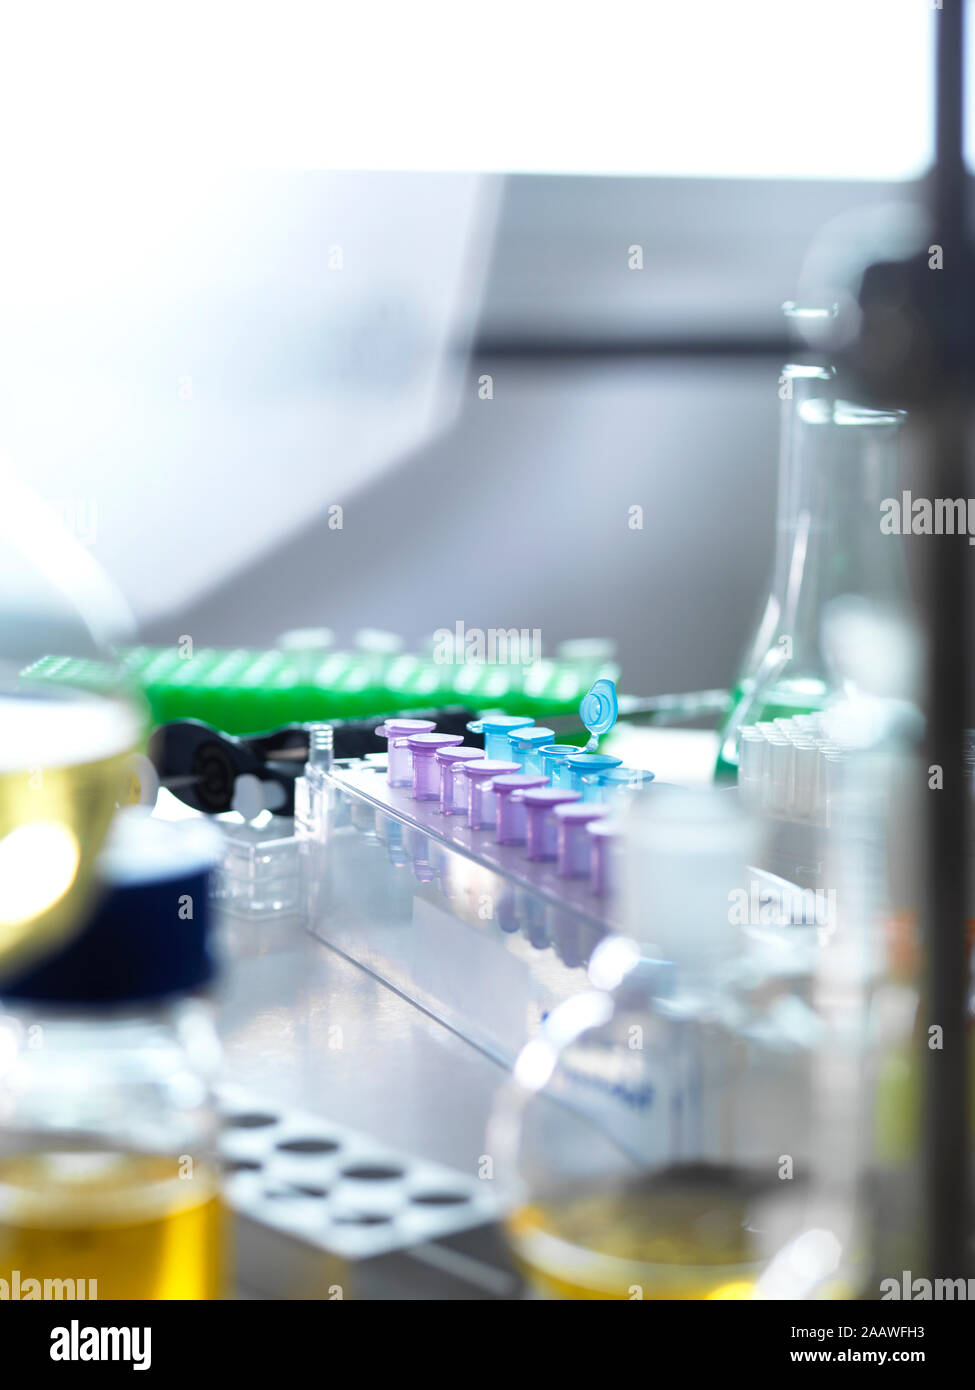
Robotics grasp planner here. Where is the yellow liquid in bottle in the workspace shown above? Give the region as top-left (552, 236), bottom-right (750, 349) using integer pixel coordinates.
top-left (507, 1166), bottom-right (766, 1300)
top-left (0, 690), bottom-right (140, 973)
top-left (0, 1152), bottom-right (226, 1300)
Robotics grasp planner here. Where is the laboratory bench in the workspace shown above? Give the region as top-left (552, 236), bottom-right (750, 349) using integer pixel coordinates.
top-left (208, 726), bottom-right (718, 1298)
top-left (216, 911), bottom-right (521, 1299)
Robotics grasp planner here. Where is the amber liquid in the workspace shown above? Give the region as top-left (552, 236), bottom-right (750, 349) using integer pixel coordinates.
top-left (0, 1153), bottom-right (225, 1299)
top-left (507, 1165), bottom-right (769, 1301)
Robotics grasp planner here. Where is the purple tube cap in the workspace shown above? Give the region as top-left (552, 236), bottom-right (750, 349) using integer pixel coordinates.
top-left (521, 787), bottom-right (582, 806)
top-left (435, 746), bottom-right (487, 764)
top-left (406, 732), bottom-right (463, 751)
top-left (460, 759), bottom-right (521, 779)
top-left (492, 773), bottom-right (549, 795)
top-left (586, 818), bottom-right (618, 838)
top-left (378, 718), bottom-right (436, 738)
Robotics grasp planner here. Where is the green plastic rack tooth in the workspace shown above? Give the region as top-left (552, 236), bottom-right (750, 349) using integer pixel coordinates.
top-left (19, 646), bottom-right (615, 737)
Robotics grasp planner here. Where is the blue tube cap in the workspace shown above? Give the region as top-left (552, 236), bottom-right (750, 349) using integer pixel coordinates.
top-left (467, 714), bottom-right (534, 735)
top-left (566, 753), bottom-right (623, 772)
top-left (579, 679), bottom-right (618, 739)
top-left (507, 726), bottom-right (556, 750)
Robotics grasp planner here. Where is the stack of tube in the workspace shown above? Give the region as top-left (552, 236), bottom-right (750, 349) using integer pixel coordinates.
top-left (371, 714), bottom-right (654, 901)
top-left (737, 714), bottom-right (847, 824)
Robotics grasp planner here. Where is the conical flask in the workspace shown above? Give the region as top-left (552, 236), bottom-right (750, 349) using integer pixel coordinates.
top-left (716, 363), bottom-right (908, 780)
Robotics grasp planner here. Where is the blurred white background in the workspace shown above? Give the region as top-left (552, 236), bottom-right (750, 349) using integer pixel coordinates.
top-left (0, 0), bottom-right (948, 695)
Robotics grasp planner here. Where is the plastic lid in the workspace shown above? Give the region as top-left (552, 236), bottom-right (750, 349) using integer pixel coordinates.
top-left (406, 732), bottom-right (463, 751)
top-left (460, 759), bottom-right (521, 778)
top-left (579, 678), bottom-right (618, 738)
top-left (377, 718), bottom-right (436, 737)
top-left (492, 773), bottom-right (550, 794)
top-left (467, 715), bottom-right (534, 734)
top-left (507, 726), bottom-right (556, 748)
top-left (554, 803), bottom-right (609, 824)
top-left (537, 743), bottom-right (581, 758)
top-left (521, 787), bottom-right (583, 806)
top-left (566, 753), bottom-right (623, 771)
top-left (435, 746), bottom-right (487, 763)
top-left (586, 818), bottom-right (618, 839)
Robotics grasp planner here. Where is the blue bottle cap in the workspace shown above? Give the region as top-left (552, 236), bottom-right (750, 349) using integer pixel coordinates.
top-left (0, 813), bottom-right (223, 1005)
top-left (579, 679), bottom-right (618, 738)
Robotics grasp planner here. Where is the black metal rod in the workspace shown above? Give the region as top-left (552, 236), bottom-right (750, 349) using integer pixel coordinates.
top-left (922, 411), bottom-right (970, 1281)
top-left (471, 334), bottom-right (801, 362)
top-left (934, 0), bottom-right (966, 243)
top-left (923, 0), bottom-right (970, 1281)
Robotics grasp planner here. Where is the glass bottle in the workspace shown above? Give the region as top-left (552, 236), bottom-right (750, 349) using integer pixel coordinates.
top-left (748, 601), bottom-right (928, 1299)
top-left (0, 813), bottom-right (226, 1299)
top-left (826, 711), bottom-right (922, 1297)
top-left (490, 789), bottom-right (827, 1300)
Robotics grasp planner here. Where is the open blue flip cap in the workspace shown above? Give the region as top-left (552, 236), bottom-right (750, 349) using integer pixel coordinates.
top-left (579, 678), bottom-right (618, 739)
